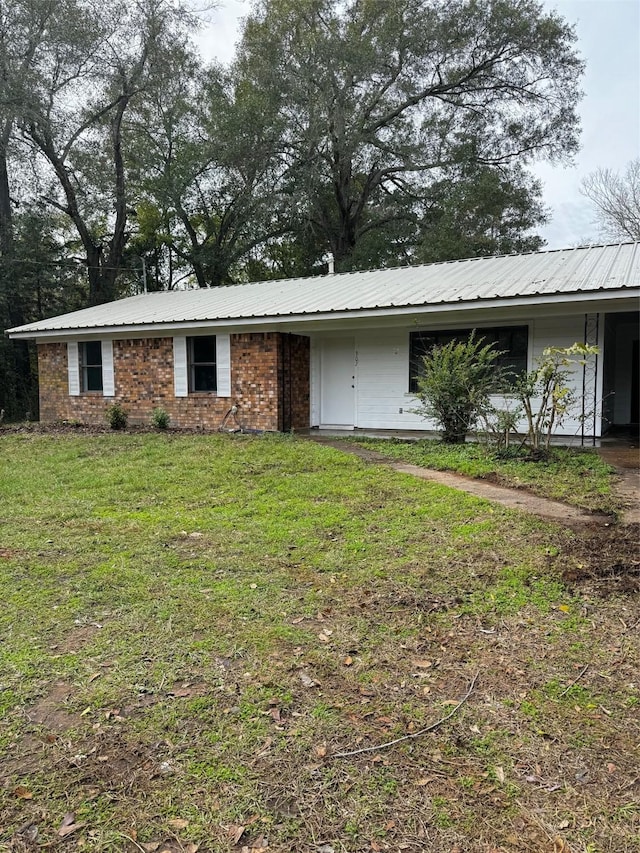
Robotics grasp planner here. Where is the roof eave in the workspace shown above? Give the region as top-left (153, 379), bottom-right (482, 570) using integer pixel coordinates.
top-left (7, 287), bottom-right (639, 340)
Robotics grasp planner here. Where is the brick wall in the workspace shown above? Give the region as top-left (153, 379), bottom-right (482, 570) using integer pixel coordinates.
top-left (279, 333), bottom-right (311, 431)
top-left (37, 332), bottom-right (311, 431)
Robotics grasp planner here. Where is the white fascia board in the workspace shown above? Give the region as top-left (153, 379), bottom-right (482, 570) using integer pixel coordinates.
top-left (8, 288), bottom-right (639, 341)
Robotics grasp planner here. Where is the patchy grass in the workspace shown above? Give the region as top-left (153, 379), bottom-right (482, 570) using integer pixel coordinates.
top-left (348, 437), bottom-right (620, 514)
top-left (0, 433), bottom-right (638, 853)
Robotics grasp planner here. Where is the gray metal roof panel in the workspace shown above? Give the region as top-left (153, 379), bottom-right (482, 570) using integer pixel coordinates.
top-left (7, 242), bottom-right (640, 335)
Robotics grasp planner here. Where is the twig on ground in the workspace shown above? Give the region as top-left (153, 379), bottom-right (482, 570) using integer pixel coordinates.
top-left (119, 833), bottom-right (146, 852)
top-left (559, 664), bottom-right (589, 697)
top-left (331, 671), bottom-right (479, 759)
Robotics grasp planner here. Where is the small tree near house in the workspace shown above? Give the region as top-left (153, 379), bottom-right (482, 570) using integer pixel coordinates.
top-left (515, 343), bottom-right (599, 456)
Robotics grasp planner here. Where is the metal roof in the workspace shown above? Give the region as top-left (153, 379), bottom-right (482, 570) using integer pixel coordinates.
top-left (8, 242), bottom-right (640, 337)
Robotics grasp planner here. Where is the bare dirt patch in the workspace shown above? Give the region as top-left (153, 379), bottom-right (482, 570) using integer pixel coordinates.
top-left (24, 682), bottom-right (77, 732)
top-left (50, 624), bottom-right (102, 655)
top-left (561, 523), bottom-right (640, 595)
top-left (0, 549), bottom-right (21, 559)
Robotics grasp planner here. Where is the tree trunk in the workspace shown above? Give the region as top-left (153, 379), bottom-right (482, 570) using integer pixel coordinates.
top-left (0, 146), bottom-right (13, 256)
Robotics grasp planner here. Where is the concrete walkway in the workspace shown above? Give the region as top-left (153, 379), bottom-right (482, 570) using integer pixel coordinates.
top-left (306, 437), bottom-right (637, 527)
top-left (595, 447), bottom-right (640, 525)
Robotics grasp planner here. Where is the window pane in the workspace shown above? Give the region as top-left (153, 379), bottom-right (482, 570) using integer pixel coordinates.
top-left (192, 336), bottom-right (217, 363)
top-left (193, 365), bottom-right (217, 392)
top-left (85, 366), bottom-right (103, 391)
top-left (409, 326), bottom-right (528, 392)
top-left (84, 340), bottom-right (102, 366)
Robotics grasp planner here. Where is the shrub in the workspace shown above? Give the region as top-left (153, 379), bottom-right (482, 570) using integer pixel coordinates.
top-left (105, 402), bottom-right (128, 430)
top-left (515, 343), bottom-right (598, 456)
top-left (151, 407), bottom-right (170, 430)
top-left (412, 331), bottom-right (505, 443)
top-left (476, 400), bottom-right (523, 451)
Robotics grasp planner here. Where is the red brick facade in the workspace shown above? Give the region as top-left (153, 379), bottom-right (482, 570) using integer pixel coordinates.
top-left (37, 332), bottom-right (310, 431)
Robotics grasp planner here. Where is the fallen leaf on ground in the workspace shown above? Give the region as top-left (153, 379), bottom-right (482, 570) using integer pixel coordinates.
top-left (167, 818), bottom-right (189, 830)
top-left (13, 786), bottom-right (33, 799)
top-left (228, 825), bottom-right (246, 844)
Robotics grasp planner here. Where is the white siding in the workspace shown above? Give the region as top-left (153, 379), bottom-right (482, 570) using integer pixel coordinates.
top-left (313, 314), bottom-right (603, 436)
top-left (531, 316), bottom-right (601, 437)
top-left (173, 336), bottom-right (188, 397)
top-left (216, 334), bottom-right (231, 397)
top-left (67, 341), bottom-right (80, 396)
top-left (101, 339), bottom-right (115, 397)
top-left (355, 331), bottom-right (429, 430)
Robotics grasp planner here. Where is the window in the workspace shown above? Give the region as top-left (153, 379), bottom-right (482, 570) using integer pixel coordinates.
top-left (80, 340), bottom-right (103, 392)
top-left (188, 335), bottom-right (217, 392)
top-left (409, 326), bottom-right (528, 393)
top-left (173, 335), bottom-right (230, 398)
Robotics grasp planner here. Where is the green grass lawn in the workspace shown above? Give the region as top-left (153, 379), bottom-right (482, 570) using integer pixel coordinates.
top-left (0, 433), bottom-right (638, 852)
top-left (347, 437), bottom-right (619, 514)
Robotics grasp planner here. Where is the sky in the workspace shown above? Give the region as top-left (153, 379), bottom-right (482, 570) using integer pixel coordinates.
top-left (195, 0), bottom-right (640, 251)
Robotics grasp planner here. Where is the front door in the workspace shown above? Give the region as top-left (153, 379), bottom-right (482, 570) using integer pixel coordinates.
top-left (320, 338), bottom-right (355, 427)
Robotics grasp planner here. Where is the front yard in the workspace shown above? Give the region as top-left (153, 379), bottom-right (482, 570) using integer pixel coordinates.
top-left (0, 433), bottom-right (638, 852)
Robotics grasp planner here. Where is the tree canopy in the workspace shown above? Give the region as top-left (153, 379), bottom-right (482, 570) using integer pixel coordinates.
top-left (234, 0), bottom-right (581, 270)
top-left (0, 0), bottom-right (585, 418)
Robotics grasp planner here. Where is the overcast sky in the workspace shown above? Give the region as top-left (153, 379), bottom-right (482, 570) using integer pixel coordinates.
top-left (196, 0), bottom-right (640, 251)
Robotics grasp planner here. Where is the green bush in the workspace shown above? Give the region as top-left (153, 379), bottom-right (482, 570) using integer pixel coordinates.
top-left (105, 402), bottom-right (128, 430)
top-left (151, 407), bottom-right (170, 430)
top-left (412, 331), bottom-right (504, 444)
